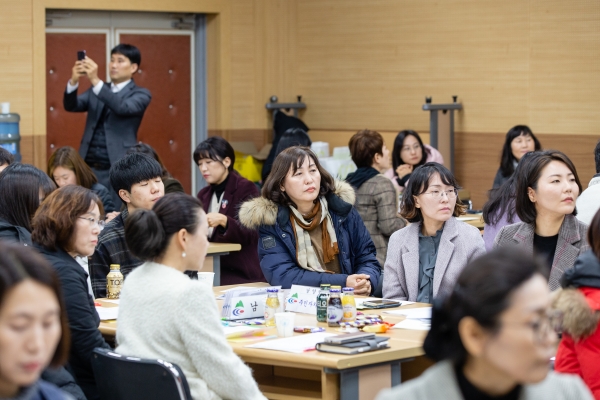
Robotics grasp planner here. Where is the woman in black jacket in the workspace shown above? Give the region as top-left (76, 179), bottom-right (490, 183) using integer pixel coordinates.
top-left (0, 163), bottom-right (55, 244)
top-left (32, 185), bottom-right (110, 400)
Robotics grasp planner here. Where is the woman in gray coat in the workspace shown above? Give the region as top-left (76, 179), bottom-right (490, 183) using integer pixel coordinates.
top-left (383, 163), bottom-right (485, 302)
top-left (494, 150), bottom-right (589, 291)
top-left (377, 249), bottom-right (592, 400)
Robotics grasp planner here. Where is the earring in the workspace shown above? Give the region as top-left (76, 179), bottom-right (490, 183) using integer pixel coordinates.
top-left (182, 252), bottom-right (186, 258)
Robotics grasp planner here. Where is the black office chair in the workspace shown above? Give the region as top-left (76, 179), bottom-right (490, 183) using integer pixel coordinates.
top-left (91, 348), bottom-right (193, 400)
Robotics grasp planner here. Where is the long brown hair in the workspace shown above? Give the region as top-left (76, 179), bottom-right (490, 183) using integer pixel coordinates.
top-left (262, 146), bottom-right (336, 208)
top-left (48, 146), bottom-right (98, 189)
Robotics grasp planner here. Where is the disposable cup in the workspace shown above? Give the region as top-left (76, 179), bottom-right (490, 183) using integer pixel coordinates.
top-left (274, 312), bottom-right (295, 337)
top-left (196, 272), bottom-right (215, 286)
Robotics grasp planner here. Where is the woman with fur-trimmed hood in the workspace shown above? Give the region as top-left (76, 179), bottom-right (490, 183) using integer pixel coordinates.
top-left (553, 209), bottom-right (600, 399)
top-left (239, 146), bottom-right (381, 295)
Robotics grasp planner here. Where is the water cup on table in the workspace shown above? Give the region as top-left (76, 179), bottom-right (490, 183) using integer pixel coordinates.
top-left (196, 272), bottom-right (215, 286)
top-left (274, 312), bottom-right (295, 337)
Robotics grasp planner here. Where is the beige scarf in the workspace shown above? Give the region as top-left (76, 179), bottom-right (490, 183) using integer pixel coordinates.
top-left (289, 197), bottom-right (339, 272)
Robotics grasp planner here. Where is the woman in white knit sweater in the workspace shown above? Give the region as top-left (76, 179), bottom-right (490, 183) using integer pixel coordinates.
top-left (116, 193), bottom-right (266, 400)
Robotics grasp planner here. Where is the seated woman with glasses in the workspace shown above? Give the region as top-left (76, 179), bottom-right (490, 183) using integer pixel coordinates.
top-left (377, 249), bottom-right (593, 400)
top-left (494, 150), bottom-right (589, 291)
top-left (383, 163), bottom-right (485, 302)
top-left (31, 185), bottom-right (110, 400)
top-left (553, 208), bottom-right (600, 398)
top-left (384, 130), bottom-right (444, 193)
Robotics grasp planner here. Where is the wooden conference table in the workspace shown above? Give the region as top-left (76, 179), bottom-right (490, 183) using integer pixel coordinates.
top-left (204, 243), bottom-right (242, 286)
top-left (98, 283), bottom-right (430, 400)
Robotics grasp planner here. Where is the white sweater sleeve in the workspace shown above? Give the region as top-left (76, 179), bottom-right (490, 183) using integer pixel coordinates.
top-left (177, 285), bottom-right (267, 400)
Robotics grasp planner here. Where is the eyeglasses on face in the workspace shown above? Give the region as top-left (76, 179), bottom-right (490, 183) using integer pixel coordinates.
top-left (503, 310), bottom-right (563, 344)
top-left (78, 216), bottom-right (106, 231)
top-left (401, 144), bottom-right (421, 153)
top-left (421, 189), bottom-right (458, 199)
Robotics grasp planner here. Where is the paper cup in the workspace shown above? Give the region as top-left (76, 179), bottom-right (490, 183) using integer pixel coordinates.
top-left (274, 312), bottom-right (295, 337)
top-left (196, 272), bottom-right (215, 286)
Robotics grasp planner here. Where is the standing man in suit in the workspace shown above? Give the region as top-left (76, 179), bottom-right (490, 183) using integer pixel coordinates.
top-left (64, 44), bottom-right (151, 207)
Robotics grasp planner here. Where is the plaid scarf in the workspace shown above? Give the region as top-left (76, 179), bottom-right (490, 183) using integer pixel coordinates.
top-left (288, 197), bottom-right (339, 272)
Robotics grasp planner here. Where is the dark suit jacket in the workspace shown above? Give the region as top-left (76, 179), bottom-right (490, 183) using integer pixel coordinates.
top-left (63, 80), bottom-right (151, 164)
top-left (197, 172), bottom-right (266, 284)
top-left (494, 214), bottom-right (590, 291)
top-left (34, 244), bottom-right (110, 400)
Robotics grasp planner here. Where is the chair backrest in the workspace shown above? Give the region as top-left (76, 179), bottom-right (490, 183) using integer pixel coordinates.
top-left (91, 348), bottom-right (192, 400)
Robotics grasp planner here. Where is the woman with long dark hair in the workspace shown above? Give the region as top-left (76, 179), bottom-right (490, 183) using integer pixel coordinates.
top-left (494, 150), bottom-right (588, 290)
top-left (384, 130), bottom-right (444, 192)
top-left (492, 125), bottom-right (541, 189)
top-left (0, 163), bottom-right (56, 244)
top-left (377, 249), bottom-right (593, 400)
top-left (48, 146), bottom-right (116, 212)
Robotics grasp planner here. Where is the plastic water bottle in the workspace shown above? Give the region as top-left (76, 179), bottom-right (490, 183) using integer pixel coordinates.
top-left (342, 287), bottom-right (357, 322)
top-left (264, 288), bottom-right (280, 327)
top-left (0, 105), bottom-right (21, 162)
top-left (327, 288), bottom-right (343, 327)
top-left (316, 284), bottom-right (330, 323)
top-left (106, 264), bottom-right (123, 299)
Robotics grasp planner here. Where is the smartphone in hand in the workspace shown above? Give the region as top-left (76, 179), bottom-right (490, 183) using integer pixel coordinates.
top-left (77, 50), bottom-right (86, 61)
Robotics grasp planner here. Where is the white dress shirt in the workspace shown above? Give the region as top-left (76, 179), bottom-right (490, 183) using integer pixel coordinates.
top-left (66, 79), bottom-right (131, 95)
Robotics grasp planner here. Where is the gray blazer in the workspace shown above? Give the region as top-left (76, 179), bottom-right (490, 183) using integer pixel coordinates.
top-left (64, 80), bottom-right (152, 164)
top-left (383, 217), bottom-right (486, 301)
top-left (376, 361), bottom-right (593, 400)
top-left (354, 174), bottom-right (406, 266)
top-left (493, 214), bottom-right (589, 291)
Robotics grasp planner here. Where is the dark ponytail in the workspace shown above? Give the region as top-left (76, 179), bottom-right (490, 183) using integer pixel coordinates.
top-left (125, 193), bottom-right (204, 261)
top-left (423, 249), bottom-right (549, 365)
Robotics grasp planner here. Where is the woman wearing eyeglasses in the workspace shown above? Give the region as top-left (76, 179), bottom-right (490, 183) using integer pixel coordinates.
top-left (553, 208), bottom-right (600, 399)
top-left (383, 163), bottom-right (485, 302)
top-left (377, 249), bottom-right (593, 400)
top-left (384, 130), bottom-right (444, 193)
top-left (31, 185), bottom-right (110, 400)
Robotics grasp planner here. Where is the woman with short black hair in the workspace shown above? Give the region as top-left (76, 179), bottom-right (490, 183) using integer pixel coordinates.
top-left (383, 163), bottom-right (485, 302)
top-left (193, 136), bottom-right (265, 284)
top-left (377, 249), bottom-right (593, 400)
top-left (240, 146), bottom-right (381, 294)
top-left (494, 150), bottom-right (588, 290)
top-left (492, 125), bottom-right (541, 189)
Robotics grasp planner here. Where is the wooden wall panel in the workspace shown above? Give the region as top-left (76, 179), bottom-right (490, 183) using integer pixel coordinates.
top-left (455, 132), bottom-right (599, 209)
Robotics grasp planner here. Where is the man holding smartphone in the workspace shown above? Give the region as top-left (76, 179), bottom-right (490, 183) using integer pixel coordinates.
top-left (64, 44), bottom-right (151, 207)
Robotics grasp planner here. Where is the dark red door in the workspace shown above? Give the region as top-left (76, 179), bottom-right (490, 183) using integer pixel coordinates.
top-left (118, 33), bottom-right (192, 193)
top-left (46, 33), bottom-right (107, 157)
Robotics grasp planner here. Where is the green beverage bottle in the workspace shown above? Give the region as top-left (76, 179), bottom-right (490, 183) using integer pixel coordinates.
top-left (316, 284), bottom-right (331, 322)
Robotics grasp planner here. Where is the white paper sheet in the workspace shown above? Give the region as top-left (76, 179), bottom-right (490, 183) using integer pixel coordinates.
top-left (95, 306), bottom-right (119, 320)
top-left (384, 307), bottom-right (432, 319)
top-left (457, 216), bottom-right (479, 221)
top-left (223, 326), bottom-right (265, 338)
top-left (245, 332), bottom-right (335, 353)
top-left (102, 299), bottom-right (120, 305)
top-left (392, 319), bottom-right (431, 331)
